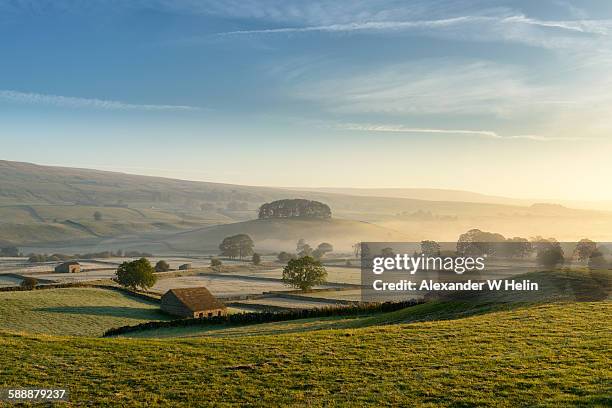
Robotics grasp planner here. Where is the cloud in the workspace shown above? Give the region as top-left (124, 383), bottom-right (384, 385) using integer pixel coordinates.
top-left (339, 123), bottom-right (588, 141)
top-left (0, 90), bottom-right (201, 111)
top-left (293, 60), bottom-right (536, 116)
top-left (216, 14), bottom-right (612, 49)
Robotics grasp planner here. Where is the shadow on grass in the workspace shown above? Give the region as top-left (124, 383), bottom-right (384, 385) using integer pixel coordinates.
top-left (34, 306), bottom-right (165, 318)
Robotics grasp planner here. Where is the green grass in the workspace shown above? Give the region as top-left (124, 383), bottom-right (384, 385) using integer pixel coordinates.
top-left (117, 269), bottom-right (611, 339)
top-left (0, 288), bottom-right (171, 336)
top-left (1, 302), bottom-right (610, 406)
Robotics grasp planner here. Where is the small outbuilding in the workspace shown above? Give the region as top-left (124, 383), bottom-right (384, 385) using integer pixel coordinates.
top-left (161, 287), bottom-right (227, 318)
top-left (178, 263), bottom-right (192, 270)
top-left (54, 261), bottom-right (81, 273)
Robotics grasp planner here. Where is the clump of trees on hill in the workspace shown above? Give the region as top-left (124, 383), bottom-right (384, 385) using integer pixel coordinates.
top-left (155, 260), bottom-right (170, 272)
top-left (258, 199), bottom-right (331, 219)
top-left (115, 258), bottom-right (157, 292)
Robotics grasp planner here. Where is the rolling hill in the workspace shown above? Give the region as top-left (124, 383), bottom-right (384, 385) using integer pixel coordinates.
top-left (3, 159), bottom-right (612, 250)
top-left (1, 301), bottom-right (609, 406)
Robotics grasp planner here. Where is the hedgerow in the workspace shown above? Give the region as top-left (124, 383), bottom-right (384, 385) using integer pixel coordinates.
top-left (103, 300), bottom-right (424, 337)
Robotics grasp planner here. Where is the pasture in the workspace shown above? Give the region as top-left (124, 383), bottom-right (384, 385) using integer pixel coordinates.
top-left (0, 287), bottom-right (170, 336)
top-left (1, 301), bottom-right (610, 406)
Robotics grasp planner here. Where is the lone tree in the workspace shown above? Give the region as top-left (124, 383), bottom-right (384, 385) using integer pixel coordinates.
top-left (282, 256), bottom-right (327, 291)
top-left (252, 253), bottom-right (261, 265)
top-left (116, 258), bottom-right (157, 291)
top-left (155, 260), bottom-right (170, 272)
top-left (93, 211), bottom-right (103, 221)
top-left (20, 276), bottom-right (38, 290)
top-left (219, 234), bottom-right (254, 260)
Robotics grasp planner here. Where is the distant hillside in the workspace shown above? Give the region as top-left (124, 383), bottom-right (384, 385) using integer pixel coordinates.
top-left (165, 218), bottom-right (413, 252)
top-left (2, 160), bottom-right (612, 248)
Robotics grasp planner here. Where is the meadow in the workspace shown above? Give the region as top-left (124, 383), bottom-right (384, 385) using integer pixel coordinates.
top-left (1, 302), bottom-right (610, 406)
top-left (0, 287), bottom-right (170, 336)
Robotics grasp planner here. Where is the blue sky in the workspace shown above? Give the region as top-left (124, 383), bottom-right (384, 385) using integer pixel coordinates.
top-left (1, 0), bottom-right (612, 200)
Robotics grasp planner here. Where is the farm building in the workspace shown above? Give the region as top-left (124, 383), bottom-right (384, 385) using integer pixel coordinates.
top-left (54, 261), bottom-right (81, 273)
top-left (161, 287), bottom-right (227, 318)
top-left (178, 263), bottom-right (192, 270)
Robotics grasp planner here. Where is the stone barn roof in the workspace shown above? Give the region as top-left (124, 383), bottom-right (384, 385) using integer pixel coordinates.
top-left (164, 287), bottom-right (225, 312)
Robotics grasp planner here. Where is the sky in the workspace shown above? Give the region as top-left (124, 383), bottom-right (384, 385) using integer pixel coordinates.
top-left (1, 0), bottom-right (612, 200)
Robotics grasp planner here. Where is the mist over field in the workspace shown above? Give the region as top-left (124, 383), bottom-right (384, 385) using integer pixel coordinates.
top-left (2, 160), bottom-right (611, 255)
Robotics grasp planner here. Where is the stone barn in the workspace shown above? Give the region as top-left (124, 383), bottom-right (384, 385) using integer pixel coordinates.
top-left (54, 261), bottom-right (81, 273)
top-left (161, 287), bottom-right (227, 318)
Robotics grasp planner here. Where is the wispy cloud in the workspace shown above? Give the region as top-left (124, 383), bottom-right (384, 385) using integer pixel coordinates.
top-left (217, 14), bottom-right (612, 45)
top-left (339, 123), bottom-right (589, 141)
top-left (294, 60), bottom-right (535, 116)
top-left (0, 90), bottom-right (201, 111)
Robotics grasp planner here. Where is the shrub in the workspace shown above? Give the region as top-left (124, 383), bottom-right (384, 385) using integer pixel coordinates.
top-left (155, 260), bottom-right (170, 272)
top-left (210, 258), bottom-right (222, 272)
top-left (103, 300), bottom-right (424, 337)
top-left (20, 277), bottom-right (38, 290)
top-left (252, 253), bottom-right (261, 265)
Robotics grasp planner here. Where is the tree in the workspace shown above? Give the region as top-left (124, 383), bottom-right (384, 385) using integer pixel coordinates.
top-left (457, 229), bottom-right (506, 256)
top-left (352, 243), bottom-right (361, 259)
top-left (311, 248), bottom-right (324, 260)
top-left (296, 239), bottom-right (307, 253)
top-left (115, 258), bottom-right (157, 291)
top-left (219, 234), bottom-right (254, 260)
top-left (381, 247), bottom-right (394, 257)
top-left (155, 260), bottom-right (170, 272)
top-left (298, 244), bottom-right (313, 258)
top-left (252, 253), bottom-right (261, 265)
top-left (317, 242), bottom-right (334, 255)
top-left (573, 239), bottom-right (597, 261)
top-left (93, 211), bottom-right (103, 221)
top-left (20, 277), bottom-right (38, 290)
top-left (537, 246), bottom-right (565, 269)
top-left (210, 258), bottom-right (223, 272)
top-left (277, 251), bottom-right (295, 263)
top-left (282, 256), bottom-right (327, 291)
top-left (587, 250), bottom-right (608, 269)
top-left (420, 240), bottom-right (440, 256)
top-left (501, 237), bottom-right (533, 258)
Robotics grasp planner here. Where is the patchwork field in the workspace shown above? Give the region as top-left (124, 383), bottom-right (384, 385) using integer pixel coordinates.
top-left (0, 288), bottom-right (170, 336)
top-left (1, 302), bottom-right (610, 406)
top-left (151, 274), bottom-right (334, 297)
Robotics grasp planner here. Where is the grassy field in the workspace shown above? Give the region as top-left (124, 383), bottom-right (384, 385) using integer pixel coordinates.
top-left (0, 288), bottom-right (170, 336)
top-left (1, 301), bottom-right (610, 406)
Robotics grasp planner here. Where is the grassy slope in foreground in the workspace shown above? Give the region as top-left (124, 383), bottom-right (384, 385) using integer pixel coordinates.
top-left (0, 288), bottom-right (170, 336)
top-left (1, 302), bottom-right (610, 407)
